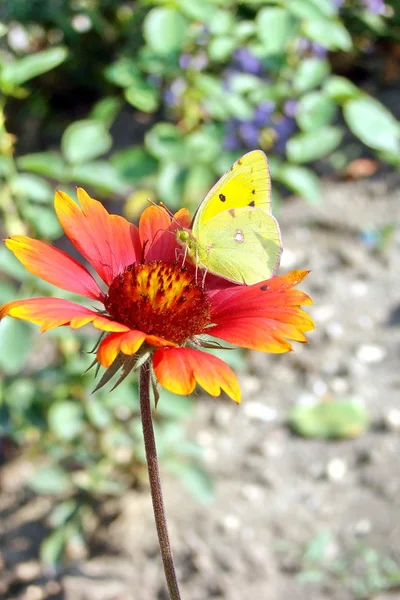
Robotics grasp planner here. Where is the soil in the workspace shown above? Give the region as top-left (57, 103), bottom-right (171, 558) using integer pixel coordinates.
top-left (1, 175), bottom-right (400, 600)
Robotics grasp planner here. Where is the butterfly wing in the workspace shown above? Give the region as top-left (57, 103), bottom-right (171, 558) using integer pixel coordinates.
top-left (198, 207), bottom-right (282, 285)
top-left (192, 150), bottom-right (271, 238)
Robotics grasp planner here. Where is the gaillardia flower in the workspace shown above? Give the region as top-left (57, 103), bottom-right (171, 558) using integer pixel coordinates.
top-left (0, 189), bottom-right (314, 403)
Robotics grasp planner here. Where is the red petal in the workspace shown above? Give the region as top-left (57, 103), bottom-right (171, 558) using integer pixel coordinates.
top-left (55, 189), bottom-right (142, 285)
top-left (153, 347), bottom-right (241, 403)
top-left (97, 330), bottom-right (177, 367)
top-left (0, 298), bottom-right (130, 333)
top-left (209, 270), bottom-right (314, 353)
top-left (5, 237), bottom-right (103, 300)
top-left (140, 206), bottom-right (191, 262)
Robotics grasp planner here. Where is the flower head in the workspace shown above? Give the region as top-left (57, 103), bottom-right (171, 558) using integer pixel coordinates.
top-left (0, 189), bottom-right (314, 404)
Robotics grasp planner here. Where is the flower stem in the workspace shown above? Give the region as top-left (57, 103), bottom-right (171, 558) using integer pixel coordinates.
top-left (139, 363), bottom-right (182, 600)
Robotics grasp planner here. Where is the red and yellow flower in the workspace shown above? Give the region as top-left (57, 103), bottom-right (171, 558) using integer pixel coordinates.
top-left (0, 188), bottom-right (314, 403)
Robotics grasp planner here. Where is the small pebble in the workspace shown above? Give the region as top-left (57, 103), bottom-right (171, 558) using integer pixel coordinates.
top-left (312, 305), bottom-right (335, 323)
top-left (243, 402), bottom-right (277, 422)
top-left (15, 561), bottom-right (41, 581)
top-left (280, 248), bottom-right (301, 269)
top-left (326, 458), bottom-right (347, 482)
top-left (326, 322), bottom-right (344, 339)
top-left (330, 377), bottom-right (349, 394)
top-left (312, 379), bottom-right (328, 397)
top-left (350, 280), bottom-right (369, 297)
top-left (356, 344), bottom-right (386, 364)
top-left (22, 586), bottom-right (43, 600)
top-left (220, 514), bottom-right (240, 531)
top-left (354, 519), bottom-right (372, 536)
top-left (384, 408), bottom-right (400, 432)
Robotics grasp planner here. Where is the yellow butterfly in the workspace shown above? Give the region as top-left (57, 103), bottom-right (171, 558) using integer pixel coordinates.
top-left (176, 150), bottom-right (282, 285)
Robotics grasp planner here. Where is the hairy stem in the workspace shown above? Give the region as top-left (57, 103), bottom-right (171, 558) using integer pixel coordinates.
top-left (139, 363), bottom-right (182, 600)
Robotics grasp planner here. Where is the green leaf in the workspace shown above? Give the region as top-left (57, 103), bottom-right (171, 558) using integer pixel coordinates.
top-left (287, 0), bottom-right (328, 20)
top-left (145, 122), bottom-right (185, 161)
top-left (303, 532), bottom-right (333, 564)
top-left (209, 10), bottom-right (235, 35)
top-left (343, 96), bottom-right (400, 153)
top-left (0, 318), bottom-right (34, 374)
top-left (62, 120), bottom-right (112, 164)
top-left (29, 465), bottom-right (72, 495)
top-left (112, 147), bottom-right (158, 182)
top-left (16, 152), bottom-right (66, 180)
top-left (302, 19), bottom-right (352, 51)
top-left (235, 21), bottom-right (256, 40)
top-left (289, 399), bottom-right (369, 439)
top-left (184, 127), bottom-right (222, 163)
top-left (89, 96), bottom-right (122, 127)
top-left (69, 161), bottom-right (128, 193)
top-left (224, 94), bottom-right (253, 120)
top-left (86, 397), bottom-right (111, 429)
top-left (227, 73), bottom-right (262, 94)
top-left (256, 8), bottom-right (295, 55)
top-left (1, 47), bottom-right (68, 86)
top-left (177, 0), bottom-right (216, 21)
top-left (286, 126), bottom-right (343, 163)
top-left (208, 37), bottom-right (236, 61)
top-left (143, 8), bottom-right (188, 55)
top-left (278, 164), bottom-right (321, 204)
top-left (183, 165), bottom-right (215, 205)
top-left (293, 58), bottom-right (330, 92)
top-left (104, 58), bottom-right (139, 87)
top-left (11, 173), bottom-right (53, 204)
top-left (323, 76), bottom-right (360, 103)
top-left (22, 205), bottom-right (63, 239)
top-left (0, 280), bottom-right (16, 305)
top-left (0, 246), bottom-right (28, 280)
top-left (169, 462), bottom-right (214, 504)
top-left (48, 400), bottom-right (84, 440)
top-left (124, 81), bottom-right (159, 113)
top-left (156, 162), bottom-right (186, 207)
top-left (296, 91), bottom-right (336, 130)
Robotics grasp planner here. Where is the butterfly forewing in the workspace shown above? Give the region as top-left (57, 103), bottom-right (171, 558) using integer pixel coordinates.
top-left (192, 150), bottom-right (271, 236)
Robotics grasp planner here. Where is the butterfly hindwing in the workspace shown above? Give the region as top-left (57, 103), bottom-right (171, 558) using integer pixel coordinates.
top-left (198, 208), bottom-right (282, 285)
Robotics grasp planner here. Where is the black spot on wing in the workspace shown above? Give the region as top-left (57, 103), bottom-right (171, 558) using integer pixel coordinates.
top-left (260, 284), bottom-right (269, 291)
top-left (219, 193), bottom-right (226, 202)
top-left (248, 200), bottom-right (255, 207)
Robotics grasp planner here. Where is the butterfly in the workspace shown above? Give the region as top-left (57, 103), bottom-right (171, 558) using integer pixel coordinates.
top-left (176, 150), bottom-right (282, 285)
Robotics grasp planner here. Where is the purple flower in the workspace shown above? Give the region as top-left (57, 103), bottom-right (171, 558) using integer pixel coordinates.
top-left (310, 43), bottom-right (328, 58)
top-left (283, 99), bottom-right (298, 118)
top-left (273, 116), bottom-right (296, 153)
top-left (238, 122), bottom-right (260, 148)
top-left (223, 120), bottom-right (241, 151)
top-left (179, 54), bottom-right (191, 69)
top-left (298, 38), bottom-right (328, 58)
top-left (233, 48), bottom-right (264, 76)
top-left (253, 101), bottom-right (275, 126)
top-left (360, 0), bottom-right (384, 13)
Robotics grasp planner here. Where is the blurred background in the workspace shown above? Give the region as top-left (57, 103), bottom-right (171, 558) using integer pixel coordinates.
top-left (0, 1), bottom-right (400, 599)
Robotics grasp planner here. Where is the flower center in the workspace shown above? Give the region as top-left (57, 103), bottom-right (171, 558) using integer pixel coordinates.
top-left (104, 261), bottom-right (211, 344)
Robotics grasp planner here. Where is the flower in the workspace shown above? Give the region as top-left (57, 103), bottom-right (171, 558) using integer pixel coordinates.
top-left (0, 189), bottom-right (314, 404)
top-left (360, 0), bottom-right (384, 13)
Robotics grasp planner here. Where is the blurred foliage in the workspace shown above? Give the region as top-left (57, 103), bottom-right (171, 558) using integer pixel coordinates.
top-left (0, 0), bottom-right (399, 563)
top-left (277, 531), bottom-right (400, 598)
top-left (288, 397), bottom-right (370, 438)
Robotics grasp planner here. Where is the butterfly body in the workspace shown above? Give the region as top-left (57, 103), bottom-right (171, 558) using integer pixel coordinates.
top-left (176, 150), bottom-right (282, 285)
